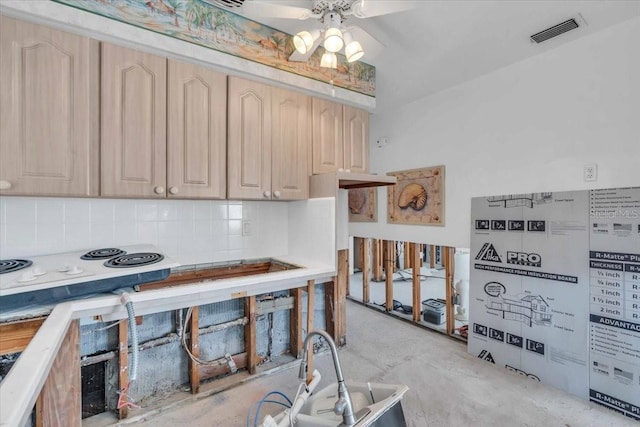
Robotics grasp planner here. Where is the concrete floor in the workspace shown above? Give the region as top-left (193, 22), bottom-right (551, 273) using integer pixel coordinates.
top-left (108, 300), bottom-right (631, 427)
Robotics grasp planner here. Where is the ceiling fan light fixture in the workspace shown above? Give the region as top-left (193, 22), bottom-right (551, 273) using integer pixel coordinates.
top-left (293, 29), bottom-right (319, 54)
top-left (323, 27), bottom-right (344, 53)
top-left (345, 40), bottom-right (364, 62)
top-left (320, 52), bottom-right (338, 69)
top-left (343, 31), bottom-right (364, 62)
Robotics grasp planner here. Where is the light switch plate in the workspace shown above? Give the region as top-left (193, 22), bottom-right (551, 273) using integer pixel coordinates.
top-left (242, 220), bottom-right (251, 236)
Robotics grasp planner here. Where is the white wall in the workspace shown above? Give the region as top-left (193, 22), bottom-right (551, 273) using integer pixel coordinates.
top-left (0, 197), bottom-right (288, 265)
top-left (352, 17), bottom-right (640, 248)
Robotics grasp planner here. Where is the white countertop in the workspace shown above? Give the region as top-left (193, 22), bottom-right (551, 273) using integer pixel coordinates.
top-left (0, 260), bottom-right (336, 427)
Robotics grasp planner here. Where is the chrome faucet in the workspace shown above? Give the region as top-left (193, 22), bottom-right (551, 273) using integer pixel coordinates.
top-left (298, 329), bottom-right (356, 426)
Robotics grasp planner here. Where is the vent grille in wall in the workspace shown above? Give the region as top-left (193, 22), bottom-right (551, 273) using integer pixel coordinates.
top-left (207, 0), bottom-right (245, 8)
top-left (530, 18), bottom-right (579, 43)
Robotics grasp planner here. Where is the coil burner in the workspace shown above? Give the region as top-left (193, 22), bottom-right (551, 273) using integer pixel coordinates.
top-left (81, 248), bottom-right (126, 260)
top-left (104, 253), bottom-right (164, 268)
top-left (0, 259), bottom-right (33, 274)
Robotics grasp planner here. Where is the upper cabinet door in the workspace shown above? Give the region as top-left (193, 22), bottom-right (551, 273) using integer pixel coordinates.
top-left (343, 105), bottom-right (369, 173)
top-left (272, 88), bottom-right (310, 200)
top-left (227, 77), bottom-right (272, 200)
top-left (0, 16), bottom-right (99, 196)
top-left (167, 60), bottom-right (227, 199)
top-left (312, 98), bottom-right (343, 174)
top-left (100, 43), bottom-right (167, 198)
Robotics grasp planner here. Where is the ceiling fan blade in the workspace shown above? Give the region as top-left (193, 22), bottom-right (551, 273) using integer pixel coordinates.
top-left (351, 0), bottom-right (416, 18)
top-left (241, 1), bottom-right (315, 20)
top-left (288, 36), bottom-right (322, 62)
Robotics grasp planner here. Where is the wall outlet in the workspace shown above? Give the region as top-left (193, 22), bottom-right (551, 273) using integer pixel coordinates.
top-left (583, 164), bottom-right (598, 182)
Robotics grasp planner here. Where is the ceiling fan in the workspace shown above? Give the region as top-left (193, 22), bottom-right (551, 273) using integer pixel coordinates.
top-left (238, 0), bottom-right (416, 66)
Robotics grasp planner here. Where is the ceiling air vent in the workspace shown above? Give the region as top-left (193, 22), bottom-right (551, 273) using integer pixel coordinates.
top-left (530, 18), bottom-right (579, 43)
top-left (208, 0), bottom-right (245, 9)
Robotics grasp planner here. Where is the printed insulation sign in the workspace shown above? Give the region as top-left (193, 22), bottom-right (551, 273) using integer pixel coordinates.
top-left (469, 187), bottom-right (640, 421)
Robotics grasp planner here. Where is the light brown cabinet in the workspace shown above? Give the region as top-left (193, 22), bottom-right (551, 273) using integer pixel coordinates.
top-left (342, 105), bottom-right (369, 174)
top-left (311, 98), bottom-right (369, 174)
top-left (0, 15), bottom-right (99, 197)
top-left (100, 42), bottom-right (167, 198)
top-left (101, 43), bottom-right (226, 199)
top-left (167, 60), bottom-right (226, 199)
top-left (227, 77), bottom-right (309, 200)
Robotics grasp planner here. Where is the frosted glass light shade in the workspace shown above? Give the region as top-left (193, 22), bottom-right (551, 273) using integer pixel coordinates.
top-left (293, 29), bottom-right (320, 54)
top-left (294, 31), bottom-right (313, 54)
top-left (345, 40), bottom-right (364, 62)
top-left (323, 27), bottom-right (344, 53)
top-left (320, 52), bottom-right (337, 68)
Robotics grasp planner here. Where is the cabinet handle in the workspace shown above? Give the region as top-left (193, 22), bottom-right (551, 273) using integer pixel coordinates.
top-left (169, 186), bottom-right (179, 195)
top-left (154, 186), bottom-right (165, 194)
top-left (273, 190), bottom-right (281, 199)
top-left (263, 190), bottom-right (271, 198)
top-left (0, 180), bottom-right (12, 190)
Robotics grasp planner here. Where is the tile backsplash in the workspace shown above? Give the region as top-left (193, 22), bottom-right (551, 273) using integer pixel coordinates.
top-left (0, 197), bottom-right (288, 265)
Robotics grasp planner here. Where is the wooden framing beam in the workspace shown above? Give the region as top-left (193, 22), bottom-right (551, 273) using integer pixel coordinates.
top-left (372, 239), bottom-right (384, 281)
top-left (306, 280), bottom-right (315, 384)
top-left (325, 280), bottom-right (337, 340)
top-left (188, 306), bottom-right (200, 394)
top-left (384, 240), bottom-right (395, 311)
top-left (0, 317), bottom-right (45, 356)
top-left (403, 241), bottom-right (411, 270)
top-left (37, 320), bottom-right (80, 426)
top-left (444, 247), bottom-right (456, 335)
top-left (35, 394), bottom-right (43, 427)
top-left (429, 245), bottom-right (436, 268)
top-left (411, 243), bottom-right (422, 322)
top-left (118, 319), bottom-right (129, 419)
top-left (290, 287), bottom-right (303, 358)
top-left (335, 249), bottom-right (348, 346)
top-left (244, 296), bottom-right (257, 374)
top-left (362, 238), bottom-right (371, 303)
top-left (198, 352), bottom-right (247, 381)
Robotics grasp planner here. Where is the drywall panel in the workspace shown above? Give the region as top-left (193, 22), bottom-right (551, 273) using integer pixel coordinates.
top-left (468, 187), bottom-right (639, 420)
top-left (352, 17), bottom-right (640, 248)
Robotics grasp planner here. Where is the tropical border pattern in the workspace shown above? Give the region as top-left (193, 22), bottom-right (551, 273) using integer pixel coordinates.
top-left (52, 0), bottom-right (376, 97)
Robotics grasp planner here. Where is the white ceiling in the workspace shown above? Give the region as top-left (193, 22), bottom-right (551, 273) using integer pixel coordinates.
top-left (240, 0), bottom-right (640, 113)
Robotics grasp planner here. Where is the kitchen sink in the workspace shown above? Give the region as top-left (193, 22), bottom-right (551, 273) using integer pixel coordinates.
top-left (265, 381), bottom-right (408, 427)
top-left (294, 381), bottom-right (408, 427)
top-left (136, 258), bottom-right (300, 291)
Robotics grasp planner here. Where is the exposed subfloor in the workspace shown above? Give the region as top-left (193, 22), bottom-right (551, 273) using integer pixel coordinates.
top-left (92, 300), bottom-right (632, 427)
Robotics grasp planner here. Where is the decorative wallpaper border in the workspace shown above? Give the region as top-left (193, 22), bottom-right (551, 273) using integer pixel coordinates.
top-left (52, 0), bottom-right (375, 97)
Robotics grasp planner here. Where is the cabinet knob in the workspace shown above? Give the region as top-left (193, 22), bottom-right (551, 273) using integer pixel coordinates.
top-left (263, 190), bottom-right (271, 198)
top-left (154, 186), bottom-right (165, 194)
top-left (0, 180), bottom-right (12, 190)
top-left (273, 190), bottom-right (281, 199)
top-left (169, 186), bottom-right (179, 195)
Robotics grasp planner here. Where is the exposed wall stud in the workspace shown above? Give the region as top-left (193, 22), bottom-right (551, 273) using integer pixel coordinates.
top-left (411, 243), bottom-right (421, 323)
top-left (362, 238), bottom-right (371, 303)
top-left (188, 306), bottom-right (200, 394)
top-left (384, 240), bottom-right (395, 311)
top-left (244, 296), bottom-right (257, 374)
top-left (306, 280), bottom-right (315, 384)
